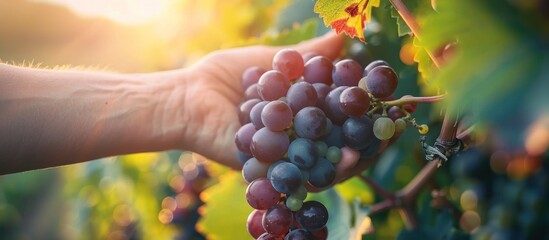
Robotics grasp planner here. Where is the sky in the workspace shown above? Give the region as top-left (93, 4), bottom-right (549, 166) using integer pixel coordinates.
top-left (32, 0), bottom-right (175, 24)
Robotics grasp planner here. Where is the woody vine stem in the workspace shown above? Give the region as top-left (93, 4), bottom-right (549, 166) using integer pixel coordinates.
top-left (360, 0), bottom-right (462, 229)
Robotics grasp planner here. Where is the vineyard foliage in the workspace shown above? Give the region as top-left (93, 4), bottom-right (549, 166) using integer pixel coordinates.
top-left (0, 0), bottom-right (548, 240)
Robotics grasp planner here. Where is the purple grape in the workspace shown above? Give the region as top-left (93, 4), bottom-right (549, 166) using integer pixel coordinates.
top-left (342, 115), bottom-right (375, 150)
top-left (363, 60), bottom-right (389, 77)
top-left (263, 204), bottom-right (293, 236)
top-left (262, 100), bottom-right (293, 132)
top-left (295, 201), bottom-right (328, 231)
top-left (284, 229), bottom-right (314, 240)
top-left (365, 65), bottom-right (398, 99)
top-left (323, 86), bottom-right (349, 125)
top-left (302, 52), bottom-right (318, 62)
top-left (242, 157), bottom-right (270, 183)
top-left (302, 56), bottom-right (333, 85)
top-left (294, 107), bottom-right (329, 140)
top-left (246, 178), bottom-right (281, 210)
top-left (400, 95), bottom-right (418, 113)
top-left (286, 82), bottom-right (318, 114)
top-left (247, 209), bottom-right (267, 238)
top-left (237, 150), bottom-right (253, 164)
top-left (387, 106), bottom-right (405, 121)
top-left (239, 98), bottom-right (261, 125)
top-left (332, 59), bottom-right (363, 87)
top-left (245, 83), bottom-right (261, 100)
top-left (308, 158), bottom-right (335, 188)
top-left (258, 70), bottom-right (291, 101)
top-left (339, 86), bottom-right (370, 117)
top-left (322, 125), bottom-right (345, 148)
top-left (270, 162), bottom-right (302, 194)
top-left (242, 66), bottom-right (267, 90)
top-left (235, 123), bottom-right (257, 155)
top-left (312, 83), bottom-right (331, 109)
top-left (273, 49), bottom-right (304, 80)
top-left (250, 101), bottom-right (269, 129)
top-left (257, 232), bottom-right (285, 240)
top-left (288, 138), bottom-right (319, 169)
top-left (251, 127), bottom-right (290, 163)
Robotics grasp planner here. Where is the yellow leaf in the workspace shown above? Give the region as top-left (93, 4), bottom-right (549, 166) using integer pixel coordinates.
top-left (314, 0), bottom-right (381, 42)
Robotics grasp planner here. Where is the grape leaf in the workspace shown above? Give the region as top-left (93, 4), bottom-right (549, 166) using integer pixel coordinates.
top-left (314, 0), bottom-right (381, 42)
top-left (413, 37), bottom-right (434, 83)
top-left (420, 0), bottom-right (549, 148)
top-left (390, 6), bottom-right (412, 37)
top-left (196, 172), bottom-right (252, 240)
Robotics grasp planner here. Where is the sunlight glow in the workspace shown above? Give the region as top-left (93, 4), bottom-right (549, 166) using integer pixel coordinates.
top-left (33, 0), bottom-right (175, 24)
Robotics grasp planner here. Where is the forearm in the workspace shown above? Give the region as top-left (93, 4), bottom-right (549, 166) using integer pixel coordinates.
top-left (0, 64), bottom-right (185, 174)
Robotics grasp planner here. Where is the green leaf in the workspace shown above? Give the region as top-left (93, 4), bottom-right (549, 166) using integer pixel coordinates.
top-left (413, 37), bottom-right (434, 83)
top-left (197, 172), bottom-right (252, 240)
top-left (420, 0), bottom-right (549, 148)
top-left (390, 6), bottom-right (412, 37)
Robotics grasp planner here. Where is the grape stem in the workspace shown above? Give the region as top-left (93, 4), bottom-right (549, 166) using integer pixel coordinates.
top-left (388, 0), bottom-right (444, 68)
top-left (364, 110), bottom-right (460, 229)
top-left (384, 94), bottom-right (445, 106)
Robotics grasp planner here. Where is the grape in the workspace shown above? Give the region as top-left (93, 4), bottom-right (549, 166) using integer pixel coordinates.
top-left (308, 158), bottom-right (335, 188)
top-left (237, 150), bottom-right (253, 164)
top-left (400, 95), bottom-right (418, 113)
top-left (258, 70), bottom-right (292, 101)
top-left (247, 209), bottom-right (267, 239)
top-left (290, 185), bottom-right (308, 200)
top-left (294, 107), bottom-right (329, 140)
top-left (373, 116), bottom-right (395, 140)
top-left (242, 157), bottom-right (270, 183)
top-left (257, 232), bottom-right (285, 240)
top-left (245, 83), bottom-right (261, 100)
top-left (273, 49), bottom-right (305, 80)
top-left (358, 76), bottom-right (368, 91)
top-left (365, 66), bottom-right (398, 98)
top-left (394, 118), bottom-right (407, 133)
top-left (288, 138), bottom-right (319, 169)
top-left (302, 56), bottom-right (333, 85)
top-left (285, 229), bottom-right (314, 240)
top-left (310, 227), bottom-right (328, 240)
top-left (332, 59), bottom-right (363, 87)
top-left (322, 125), bottom-right (345, 148)
top-left (242, 66), bottom-right (267, 90)
top-left (311, 83), bottom-right (331, 110)
top-left (286, 82), bottom-right (318, 114)
top-left (262, 100), bottom-right (293, 132)
top-left (387, 106), bottom-right (405, 121)
top-left (285, 195), bottom-right (304, 212)
top-left (339, 86), bottom-right (370, 117)
top-left (300, 169), bottom-right (310, 182)
top-left (363, 60), bottom-right (389, 77)
top-left (267, 160), bottom-right (287, 180)
top-left (239, 99), bottom-right (261, 125)
top-left (342, 116), bottom-right (375, 150)
top-left (418, 124), bottom-right (429, 134)
top-left (250, 101), bottom-right (268, 129)
top-left (314, 141), bottom-right (328, 157)
top-left (295, 201), bottom-right (329, 231)
top-left (270, 162), bottom-right (303, 194)
top-left (359, 137), bottom-right (382, 160)
top-left (302, 52), bottom-right (318, 62)
top-left (326, 146), bottom-right (342, 164)
top-left (246, 178), bottom-right (281, 210)
top-left (251, 127), bottom-right (290, 163)
top-left (263, 204), bottom-right (294, 235)
top-left (235, 123), bottom-right (257, 155)
top-left (324, 86), bottom-right (349, 125)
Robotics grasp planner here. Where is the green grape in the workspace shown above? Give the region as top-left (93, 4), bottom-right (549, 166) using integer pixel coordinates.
top-left (315, 141), bottom-right (328, 157)
top-left (373, 117), bottom-right (395, 140)
top-left (292, 185), bottom-right (308, 200)
top-left (394, 118), bottom-right (407, 133)
top-left (326, 146), bottom-right (342, 164)
top-left (286, 195), bottom-right (304, 211)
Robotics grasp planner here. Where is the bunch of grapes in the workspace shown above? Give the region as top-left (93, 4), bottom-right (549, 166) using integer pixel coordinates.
top-left (235, 48), bottom-right (421, 239)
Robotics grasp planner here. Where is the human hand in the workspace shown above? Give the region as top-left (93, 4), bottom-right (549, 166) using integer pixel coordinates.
top-left (174, 32), bottom-right (394, 188)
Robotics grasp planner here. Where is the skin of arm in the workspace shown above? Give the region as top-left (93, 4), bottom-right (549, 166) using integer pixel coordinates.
top-left (1, 34), bottom-right (380, 184)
